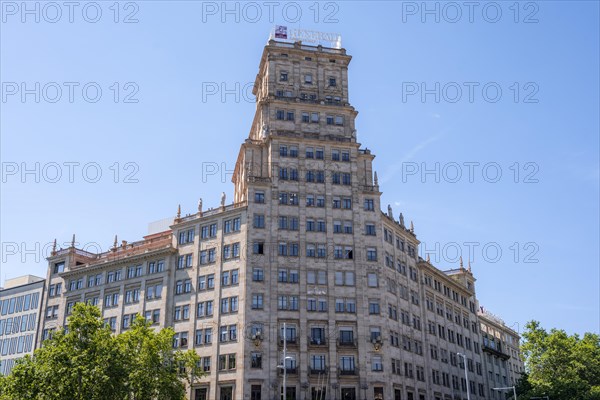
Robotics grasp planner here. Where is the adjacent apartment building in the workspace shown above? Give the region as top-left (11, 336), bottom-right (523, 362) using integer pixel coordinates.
top-left (0, 275), bottom-right (45, 375)
top-left (478, 308), bottom-right (525, 398)
top-left (37, 36), bottom-right (523, 400)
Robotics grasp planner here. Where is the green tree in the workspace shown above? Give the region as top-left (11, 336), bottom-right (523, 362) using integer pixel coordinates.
top-left (117, 315), bottom-right (201, 400)
top-left (0, 304), bottom-right (203, 400)
top-left (519, 320), bottom-right (600, 400)
top-left (1, 303), bottom-right (127, 400)
top-left (176, 349), bottom-right (203, 400)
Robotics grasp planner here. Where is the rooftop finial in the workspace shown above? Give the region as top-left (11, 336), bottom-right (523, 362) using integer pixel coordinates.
top-left (71, 234), bottom-right (76, 248)
top-left (51, 238), bottom-right (57, 256)
top-left (374, 171), bottom-right (378, 186)
top-left (426, 254), bottom-right (430, 263)
top-left (176, 204), bottom-right (181, 219)
top-left (410, 221), bottom-right (414, 233)
top-left (460, 256), bottom-right (464, 269)
top-left (468, 260), bottom-right (472, 273)
top-left (221, 192), bottom-right (226, 208)
top-left (387, 204), bottom-right (393, 219)
top-left (113, 235), bottom-right (118, 251)
top-left (399, 213), bottom-right (405, 228)
top-left (198, 198), bottom-right (203, 215)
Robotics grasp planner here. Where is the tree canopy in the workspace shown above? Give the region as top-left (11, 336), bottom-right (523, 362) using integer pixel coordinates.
top-left (517, 320), bottom-right (600, 400)
top-left (0, 303), bottom-right (201, 400)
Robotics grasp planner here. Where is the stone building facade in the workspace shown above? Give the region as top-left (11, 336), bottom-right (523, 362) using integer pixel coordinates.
top-left (35, 38), bottom-right (523, 400)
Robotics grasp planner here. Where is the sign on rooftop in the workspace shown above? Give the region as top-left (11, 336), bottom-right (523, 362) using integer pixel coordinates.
top-left (271, 25), bottom-right (342, 49)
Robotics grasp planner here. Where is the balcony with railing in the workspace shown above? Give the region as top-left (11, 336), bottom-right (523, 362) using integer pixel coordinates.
top-left (278, 366), bottom-right (298, 375)
top-left (338, 367), bottom-right (356, 376)
top-left (482, 337), bottom-right (510, 360)
top-left (308, 335), bottom-right (327, 346)
top-left (246, 175), bottom-right (271, 184)
top-left (267, 39), bottom-right (346, 55)
top-left (337, 338), bottom-right (357, 348)
top-left (279, 336), bottom-right (298, 347)
top-left (359, 184), bottom-right (379, 192)
top-left (309, 366), bottom-right (328, 375)
top-left (179, 201), bottom-right (247, 222)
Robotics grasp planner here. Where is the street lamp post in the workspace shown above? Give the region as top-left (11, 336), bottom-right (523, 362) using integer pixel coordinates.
top-left (457, 352), bottom-right (471, 400)
top-left (283, 322), bottom-right (287, 400)
top-left (277, 323), bottom-right (295, 400)
top-left (493, 386), bottom-right (517, 399)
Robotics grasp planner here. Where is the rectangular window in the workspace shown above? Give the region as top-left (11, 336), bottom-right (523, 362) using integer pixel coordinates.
top-left (367, 273), bottom-right (378, 287)
top-left (253, 242), bottom-right (264, 254)
top-left (279, 168), bottom-right (288, 180)
top-left (369, 301), bottom-right (380, 314)
top-left (367, 248), bottom-right (377, 261)
top-left (307, 298), bottom-right (317, 311)
top-left (333, 220), bottom-right (342, 234)
top-left (342, 173), bottom-right (351, 185)
top-left (316, 170), bottom-right (324, 183)
top-left (306, 244), bottom-right (316, 257)
top-left (339, 355), bottom-right (355, 372)
top-left (251, 294), bottom-right (263, 309)
top-left (317, 244), bottom-right (327, 258)
top-left (252, 268), bottom-right (264, 281)
top-left (53, 262), bottom-right (65, 274)
top-left (372, 356), bottom-right (383, 371)
top-left (251, 352), bottom-right (263, 369)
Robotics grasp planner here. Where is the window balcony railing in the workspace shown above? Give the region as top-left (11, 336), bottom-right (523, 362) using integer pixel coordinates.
top-left (309, 366), bottom-right (328, 375)
top-left (279, 366), bottom-right (298, 375)
top-left (360, 184), bottom-right (379, 192)
top-left (337, 338), bottom-right (357, 348)
top-left (247, 176), bottom-right (271, 184)
top-left (279, 336), bottom-right (298, 346)
top-left (339, 368), bottom-right (356, 376)
top-left (309, 336), bottom-right (327, 346)
top-left (482, 342), bottom-right (510, 360)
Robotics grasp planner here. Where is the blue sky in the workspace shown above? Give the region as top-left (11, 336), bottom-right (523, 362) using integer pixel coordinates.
top-left (1, 1), bottom-right (598, 335)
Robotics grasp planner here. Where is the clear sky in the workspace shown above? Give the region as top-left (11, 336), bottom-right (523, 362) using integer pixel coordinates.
top-left (1, 1), bottom-right (598, 336)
